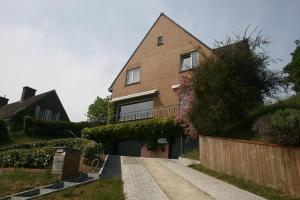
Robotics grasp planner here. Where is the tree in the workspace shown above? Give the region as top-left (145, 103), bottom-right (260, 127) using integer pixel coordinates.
top-left (284, 39), bottom-right (300, 93)
top-left (188, 31), bottom-right (284, 136)
top-left (86, 96), bottom-right (112, 124)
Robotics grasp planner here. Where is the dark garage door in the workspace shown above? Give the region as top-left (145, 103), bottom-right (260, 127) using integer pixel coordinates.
top-left (116, 139), bottom-right (141, 157)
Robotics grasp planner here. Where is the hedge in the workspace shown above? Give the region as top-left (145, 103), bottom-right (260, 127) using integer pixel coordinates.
top-left (0, 138), bottom-right (93, 152)
top-left (24, 117), bottom-right (96, 138)
top-left (0, 147), bottom-right (54, 168)
top-left (253, 109), bottom-right (300, 146)
top-left (0, 118), bottom-right (9, 143)
top-left (217, 94), bottom-right (300, 139)
top-left (82, 118), bottom-right (182, 152)
top-left (0, 138), bottom-right (97, 168)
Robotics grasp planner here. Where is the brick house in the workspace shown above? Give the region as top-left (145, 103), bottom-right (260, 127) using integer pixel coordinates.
top-left (109, 13), bottom-right (212, 122)
top-left (0, 86), bottom-right (69, 124)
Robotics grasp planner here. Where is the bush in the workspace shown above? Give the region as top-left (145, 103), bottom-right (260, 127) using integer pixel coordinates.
top-left (0, 138), bottom-right (93, 152)
top-left (0, 118), bottom-right (9, 143)
top-left (218, 94), bottom-right (300, 139)
top-left (24, 117), bottom-right (95, 138)
top-left (83, 143), bottom-right (103, 165)
top-left (0, 138), bottom-right (97, 168)
top-left (253, 109), bottom-right (300, 146)
top-left (82, 118), bottom-right (182, 153)
top-left (0, 147), bottom-right (54, 168)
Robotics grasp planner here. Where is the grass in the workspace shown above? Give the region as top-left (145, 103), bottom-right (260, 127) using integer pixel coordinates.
top-left (0, 170), bottom-right (59, 198)
top-left (190, 164), bottom-right (300, 200)
top-left (36, 178), bottom-right (124, 200)
top-left (181, 149), bottom-right (199, 160)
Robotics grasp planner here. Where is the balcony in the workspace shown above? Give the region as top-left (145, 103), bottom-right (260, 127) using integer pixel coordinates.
top-left (116, 105), bottom-right (180, 122)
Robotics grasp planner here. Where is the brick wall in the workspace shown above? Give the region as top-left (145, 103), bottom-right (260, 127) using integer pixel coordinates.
top-left (140, 144), bottom-right (169, 158)
top-left (111, 14), bottom-right (212, 108)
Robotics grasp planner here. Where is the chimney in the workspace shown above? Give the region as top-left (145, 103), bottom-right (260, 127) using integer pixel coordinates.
top-left (21, 86), bottom-right (36, 101)
top-left (0, 96), bottom-right (9, 107)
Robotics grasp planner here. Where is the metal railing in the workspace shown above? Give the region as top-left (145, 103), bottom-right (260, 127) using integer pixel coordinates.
top-left (116, 105), bottom-right (180, 122)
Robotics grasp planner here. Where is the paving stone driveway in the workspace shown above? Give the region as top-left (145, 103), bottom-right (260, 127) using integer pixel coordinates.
top-left (121, 156), bottom-right (265, 200)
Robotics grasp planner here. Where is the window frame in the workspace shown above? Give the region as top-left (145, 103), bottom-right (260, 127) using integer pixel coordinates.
top-left (179, 50), bottom-right (200, 72)
top-left (117, 99), bottom-right (154, 121)
top-left (126, 67), bottom-right (141, 85)
top-left (157, 36), bottom-right (163, 46)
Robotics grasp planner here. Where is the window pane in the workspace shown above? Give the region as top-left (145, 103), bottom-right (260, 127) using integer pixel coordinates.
top-left (133, 68), bottom-right (140, 82)
top-left (126, 70), bottom-right (133, 84)
top-left (192, 52), bottom-right (199, 67)
top-left (181, 55), bottom-right (191, 71)
top-left (127, 68), bottom-right (140, 84)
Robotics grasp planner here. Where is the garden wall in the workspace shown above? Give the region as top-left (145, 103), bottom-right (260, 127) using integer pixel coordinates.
top-left (200, 135), bottom-right (300, 197)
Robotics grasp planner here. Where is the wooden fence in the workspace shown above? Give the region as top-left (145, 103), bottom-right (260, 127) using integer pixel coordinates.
top-left (200, 135), bottom-right (300, 198)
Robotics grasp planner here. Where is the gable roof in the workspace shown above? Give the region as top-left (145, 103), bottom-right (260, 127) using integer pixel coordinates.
top-left (108, 13), bottom-right (211, 92)
top-left (0, 90), bottom-right (55, 118)
top-left (213, 39), bottom-right (249, 54)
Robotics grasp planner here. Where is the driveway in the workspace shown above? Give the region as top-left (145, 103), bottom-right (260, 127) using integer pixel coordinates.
top-left (121, 156), bottom-right (265, 200)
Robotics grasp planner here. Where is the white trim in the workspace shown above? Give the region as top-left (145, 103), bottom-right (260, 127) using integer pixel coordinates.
top-left (111, 89), bottom-right (158, 102)
top-left (171, 84), bottom-right (181, 89)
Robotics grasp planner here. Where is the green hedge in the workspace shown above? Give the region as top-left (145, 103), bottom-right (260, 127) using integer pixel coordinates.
top-left (217, 94), bottom-right (300, 139)
top-left (82, 118), bottom-right (182, 152)
top-left (0, 138), bottom-right (97, 168)
top-left (0, 138), bottom-right (93, 152)
top-left (253, 109), bottom-right (300, 146)
top-left (0, 119), bottom-right (9, 143)
top-left (0, 147), bottom-right (54, 168)
top-left (24, 117), bottom-right (96, 138)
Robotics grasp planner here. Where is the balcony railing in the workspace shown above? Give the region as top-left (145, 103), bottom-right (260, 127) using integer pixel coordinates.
top-left (116, 105), bottom-right (180, 122)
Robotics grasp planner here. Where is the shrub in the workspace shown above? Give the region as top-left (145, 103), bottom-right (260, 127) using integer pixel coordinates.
top-left (0, 138), bottom-right (93, 152)
top-left (0, 147), bottom-right (54, 168)
top-left (253, 109), bottom-right (300, 146)
top-left (82, 118), bottom-right (182, 153)
top-left (218, 94), bottom-right (300, 139)
top-left (24, 117), bottom-right (96, 138)
top-left (83, 143), bottom-right (103, 165)
top-left (0, 118), bottom-right (9, 143)
top-left (0, 138), bottom-right (97, 168)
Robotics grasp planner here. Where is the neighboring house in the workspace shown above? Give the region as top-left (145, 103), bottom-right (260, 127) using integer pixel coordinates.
top-left (109, 13), bottom-right (213, 122)
top-left (0, 86), bottom-right (69, 122)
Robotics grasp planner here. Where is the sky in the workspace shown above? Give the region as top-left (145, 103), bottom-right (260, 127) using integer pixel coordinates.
top-left (0, 0), bottom-right (299, 121)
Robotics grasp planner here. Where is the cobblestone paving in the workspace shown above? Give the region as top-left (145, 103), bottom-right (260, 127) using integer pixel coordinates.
top-left (158, 159), bottom-right (266, 200)
top-left (121, 156), bottom-right (169, 200)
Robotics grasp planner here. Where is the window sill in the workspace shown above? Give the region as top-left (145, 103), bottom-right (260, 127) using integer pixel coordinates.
top-left (179, 68), bottom-right (196, 73)
top-left (125, 81), bottom-right (140, 87)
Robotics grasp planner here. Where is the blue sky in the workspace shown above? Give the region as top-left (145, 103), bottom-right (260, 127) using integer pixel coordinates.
top-left (0, 0), bottom-right (299, 121)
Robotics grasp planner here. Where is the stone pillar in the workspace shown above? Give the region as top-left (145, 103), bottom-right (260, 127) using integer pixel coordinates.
top-left (51, 147), bottom-right (81, 181)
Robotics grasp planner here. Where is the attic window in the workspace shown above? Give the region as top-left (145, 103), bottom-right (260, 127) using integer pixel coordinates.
top-left (157, 36), bottom-right (163, 46)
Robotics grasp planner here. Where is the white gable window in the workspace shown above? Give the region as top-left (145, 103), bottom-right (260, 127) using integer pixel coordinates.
top-left (126, 67), bottom-right (140, 85)
top-left (44, 109), bottom-right (52, 120)
top-left (35, 106), bottom-right (41, 119)
top-left (54, 113), bottom-right (60, 120)
top-left (180, 51), bottom-right (199, 71)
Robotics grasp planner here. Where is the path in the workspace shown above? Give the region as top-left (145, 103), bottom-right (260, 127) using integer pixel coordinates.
top-left (121, 156), bottom-right (266, 200)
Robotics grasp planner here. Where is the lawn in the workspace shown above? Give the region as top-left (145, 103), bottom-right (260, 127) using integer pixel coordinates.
top-left (190, 164), bottom-right (300, 200)
top-left (0, 170), bottom-right (58, 198)
top-left (181, 149), bottom-right (199, 160)
top-left (36, 178), bottom-right (124, 200)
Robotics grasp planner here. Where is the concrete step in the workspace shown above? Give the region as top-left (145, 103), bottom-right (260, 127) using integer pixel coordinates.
top-left (39, 188), bottom-right (56, 195)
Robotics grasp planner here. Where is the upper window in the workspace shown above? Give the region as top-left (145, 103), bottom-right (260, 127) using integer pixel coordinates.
top-left (180, 51), bottom-right (199, 71)
top-left (157, 36), bottom-right (163, 46)
top-left (126, 67), bottom-right (140, 85)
